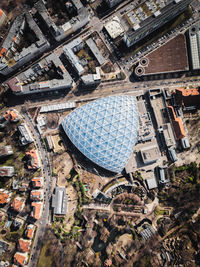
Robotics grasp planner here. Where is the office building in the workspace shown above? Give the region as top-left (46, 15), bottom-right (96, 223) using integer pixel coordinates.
top-left (124, 0), bottom-right (192, 47)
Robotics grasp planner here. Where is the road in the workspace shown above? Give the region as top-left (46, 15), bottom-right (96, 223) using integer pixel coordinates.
top-left (22, 110), bottom-right (53, 267)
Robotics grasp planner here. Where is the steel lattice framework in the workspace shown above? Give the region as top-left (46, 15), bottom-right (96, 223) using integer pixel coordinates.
top-left (62, 95), bottom-right (138, 173)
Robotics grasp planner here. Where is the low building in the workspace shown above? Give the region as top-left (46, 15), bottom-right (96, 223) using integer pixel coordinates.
top-left (13, 252), bottom-right (28, 267)
top-left (52, 187), bottom-right (67, 216)
top-left (0, 146), bottom-right (13, 158)
top-left (31, 177), bottom-right (43, 188)
top-left (168, 106), bottom-right (186, 140)
top-left (104, 16), bottom-right (124, 40)
top-left (173, 88), bottom-right (200, 110)
top-left (140, 144), bottom-right (160, 164)
top-left (11, 197), bottom-right (25, 212)
top-left (17, 123), bottom-right (33, 146)
top-left (0, 166), bottom-right (14, 177)
top-left (86, 38), bottom-right (106, 66)
top-left (168, 147), bottom-right (178, 162)
top-left (146, 177), bottom-right (157, 190)
top-left (0, 240), bottom-right (9, 256)
top-left (18, 238), bottom-right (31, 253)
top-left (63, 37), bottom-right (84, 75)
top-left (30, 190), bottom-right (44, 201)
top-left (6, 51), bottom-right (73, 95)
top-left (158, 166), bottom-right (169, 185)
top-left (0, 109), bottom-right (20, 128)
top-left (25, 224), bottom-right (35, 239)
top-left (81, 67), bottom-right (101, 86)
top-left (140, 225), bottom-right (155, 240)
top-left (25, 150), bottom-right (40, 170)
top-left (31, 202), bottom-right (43, 220)
top-left (0, 189), bottom-right (11, 205)
top-left (92, 189), bottom-right (112, 204)
top-left (181, 137), bottom-right (190, 149)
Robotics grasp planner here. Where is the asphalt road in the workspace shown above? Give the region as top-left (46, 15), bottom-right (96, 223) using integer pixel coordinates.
top-left (22, 111), bottom-right (52, 267)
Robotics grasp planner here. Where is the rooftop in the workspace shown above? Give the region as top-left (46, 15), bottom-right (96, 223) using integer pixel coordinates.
top-left (14, 252), bottom-right (27, 266)
top-left (168, 106), bottom-right (185, 140)
top-left (140, 144), bottom-right (160, 164)
top-left (25, 150), bottom-right (40, 170)
top-left (31, 202), bottom-right (43, 220)
top-left (52, 187), bottom-right (67, 215)
top-left (26, 224), bottom-right (35, 239)
top-left (137, 35), bottom-right (189, 75)
top-left (0, 146), bottom-right (13, 158)
top-left (0, 166), bottom-right (14, 177)
top-left (18, 239), bottom-right (31, 253)
top-left (62, 95), bottom-right (138, 173)
top-left (31, 177), bottom-right (43, 188)
top-left (11, 197), bottom-right (25, 212)
top-left (0, 190), bottom-right (10, 205)
top-left (146, 177), bottom-right (157, 189)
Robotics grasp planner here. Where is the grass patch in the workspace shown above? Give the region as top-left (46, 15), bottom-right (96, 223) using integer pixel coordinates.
top-left (38, 242), bottom-right (53, 267)
top-left (154, 207), bottom-right (169, 216)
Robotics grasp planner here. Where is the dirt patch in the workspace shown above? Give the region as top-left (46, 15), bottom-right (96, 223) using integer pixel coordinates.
top-left (46, 113), bottom-right (60, 129)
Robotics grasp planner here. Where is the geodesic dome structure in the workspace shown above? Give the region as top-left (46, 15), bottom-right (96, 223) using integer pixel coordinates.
top-left (62, 95), bottom-right (138, 173)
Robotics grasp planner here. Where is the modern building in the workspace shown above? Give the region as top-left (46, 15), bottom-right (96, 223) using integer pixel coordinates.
top-left (104, 16), bottom-right (124, 40)
top-left (62, 95), bottom-right (138, 173)
top-left (52, 187), bottom-right (68, 216)
top-left (31, 202), bottom-right (43, 220)
top-left (0, 146), bottom-right (13, 158)
top-left (25, 150), bottom-right (41, 170)
top-left (0, 166), bottom-right (14, 177)
top-left (18, 239), bottom-right (31, 253)
top-left (0, 9), bottom-right (7, 28)
top-left (188, 21), bottom-right (200, 70)
top-left (124, 0), bottom-right (192, 47)
top-left (17, 123), bottom-right (33, 146)
top-left (30, 190), bottom-right (44, 201)
top-left (140, 144), bottom-right (160, 164)
top-left (11, 197), bottom-right (25, 212)
top-left (157, 166), bottom-right (169, 185)
top-left (146, 177), bottom-right (158, 190)
top-left (105, 0), bottom-right (123, 8)
top-left (31, 177), bottom-right (43, 189)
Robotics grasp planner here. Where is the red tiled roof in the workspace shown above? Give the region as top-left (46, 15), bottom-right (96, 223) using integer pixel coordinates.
top-left (14, 252), bottom-right (27, 266)
top-left (168, 106), bottom-right (185, 140)
top-left (11, 197), bottom-right (24, 212)
top-left (3, 109), bottom-right (19, 121)
top-left (26, 226), bottom-right (34, 239)
top-left (32, 177), bottom-right (42, 188)
top-left (0, 191), bottom-right (9, 204)
top-left (26, 150), bottom-right (39, 170)
top-left (18, 239), bottom-right (31, 252)
top-left (31, 202), bottom-right (42, 220)
top-left (176, 88), bottom-right (200, 97)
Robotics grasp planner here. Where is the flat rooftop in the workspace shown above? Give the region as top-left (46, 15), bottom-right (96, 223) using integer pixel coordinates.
top-left (143, 35), bottom-right (189, 75)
